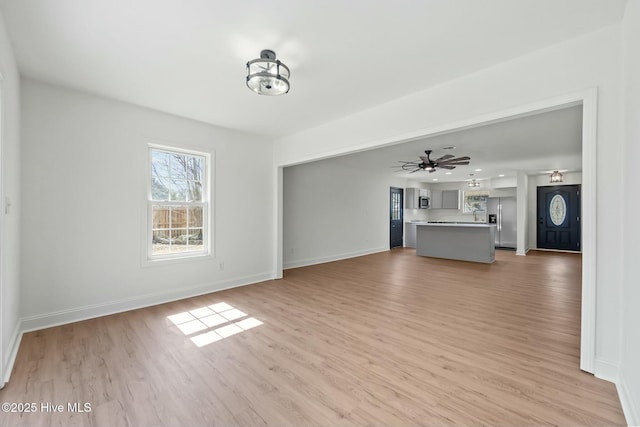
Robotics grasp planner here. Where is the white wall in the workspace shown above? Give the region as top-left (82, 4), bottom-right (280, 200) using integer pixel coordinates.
top-left (19, 80), bottom-right (275, 328)
top-left (283, 158), bottom-right (405, 269)
top-left (527, 172), bottom-right (583, 251)
top-left (275, 25), bottom-right (624, 379)
top-left (620, 1), bottom-right (640, 424)
top-left (0, 9), bottom-right (21, 384)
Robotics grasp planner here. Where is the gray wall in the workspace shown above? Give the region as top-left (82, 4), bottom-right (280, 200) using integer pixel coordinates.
top-left (283, 158), bottom-right (406, 269)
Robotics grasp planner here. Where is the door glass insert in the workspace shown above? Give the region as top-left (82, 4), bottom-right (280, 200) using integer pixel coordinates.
top-left (391, 192), bottom-right (401, 220)
top-left (549, 194), bottom-right (567, 226)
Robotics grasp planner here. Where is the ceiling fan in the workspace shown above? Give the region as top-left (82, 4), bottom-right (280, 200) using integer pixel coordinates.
top-left (394, 150), bottom-right (471, 173)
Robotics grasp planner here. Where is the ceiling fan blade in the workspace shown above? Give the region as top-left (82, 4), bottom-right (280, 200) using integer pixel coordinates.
top-left (439, 165), bottom-right (456, 169)
top-left (439, 159), bottom-right (470, 164)
top-left (419, 156), bottom-right (432, 163)
top-left (450, 156), bottom-right (471, 161)
top-left (434, 154), bottom-right (454, 162)
top-left (402, 164), bottom-right (422, 171)
top-left (441, 162), bottom-right (470, 166)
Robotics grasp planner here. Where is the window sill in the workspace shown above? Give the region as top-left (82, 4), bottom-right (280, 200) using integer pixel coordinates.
top-left (142, 252), bottom-right (214, 268)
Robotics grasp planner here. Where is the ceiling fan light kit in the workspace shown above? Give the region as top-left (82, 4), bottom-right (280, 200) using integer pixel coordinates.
top-left (246, 49), bottom-right (290, 96)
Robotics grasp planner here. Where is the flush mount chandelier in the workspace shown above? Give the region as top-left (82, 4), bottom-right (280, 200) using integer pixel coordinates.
top-left (550, 170), bottom-right (564, 183)
top-left (246, 49), bottom-right (290, 96)
top-left (467, 173), bottom-right (480, 187)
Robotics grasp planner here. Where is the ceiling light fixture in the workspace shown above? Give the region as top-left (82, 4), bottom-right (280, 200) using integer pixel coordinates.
top-left (246, 49), bottom-right (290, 96)
top-left (468, 179), bottom-right (480, 187)
top-left (550, 170), bottom-right (563, 183)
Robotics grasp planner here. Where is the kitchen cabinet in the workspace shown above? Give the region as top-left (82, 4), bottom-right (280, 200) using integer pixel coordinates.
top-left (430, 189), bottom-right (460, 209)
top-left (405, 188), bottom-right (431, 209)
top-left (442, 190), bottom-right (460, 209)
top-left (405, 222), bottom-right (417, 247)
top-left (430, 190), bottom-right (442, 208)
top-left (405, 188), bottom-right (419, 209)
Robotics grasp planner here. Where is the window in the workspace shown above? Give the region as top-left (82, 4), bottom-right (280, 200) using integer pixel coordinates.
top-left (462, 190), bottom-right (489, 213)
top-left (149, 146), bottom-right (209, 260)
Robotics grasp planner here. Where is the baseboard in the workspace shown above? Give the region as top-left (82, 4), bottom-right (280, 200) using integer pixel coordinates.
top-left (530, 247), bottom-right (583, 254)
top-left (2, 320), bottom-right (23, 386)
top-left (617, 376), bottom-right (639, 427)
top-left (594, 357), bottom-right (619, 383)
top-left (283, 247), bottom-right (389, 270)
top-left (19, 272), bottom-right (274, 334)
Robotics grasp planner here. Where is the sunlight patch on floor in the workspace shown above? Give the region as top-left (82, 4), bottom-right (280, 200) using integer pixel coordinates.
top-left (167, 302), bottom-right (263, 347)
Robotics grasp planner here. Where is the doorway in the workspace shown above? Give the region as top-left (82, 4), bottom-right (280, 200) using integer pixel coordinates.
top-left (389, 187), bottom-right (403, 249)
top-left (537, 185), bottom-right (581, 251)
top-left (276, 90), bottom-right (597, 373)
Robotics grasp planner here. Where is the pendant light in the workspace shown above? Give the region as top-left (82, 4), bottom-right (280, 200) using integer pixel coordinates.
top-left (246, 50), bottom-right (290, 96)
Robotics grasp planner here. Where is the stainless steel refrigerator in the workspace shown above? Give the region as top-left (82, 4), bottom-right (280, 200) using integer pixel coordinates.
top-left (487, 197), bottom-right (517, 249)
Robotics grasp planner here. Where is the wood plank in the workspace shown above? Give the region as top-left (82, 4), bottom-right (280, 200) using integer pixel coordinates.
top-left (0, 249), bottom-right (626, 426)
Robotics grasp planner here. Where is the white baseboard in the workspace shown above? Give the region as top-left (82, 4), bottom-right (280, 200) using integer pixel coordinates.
top-left (2, 320), bottom-right (23, 385)
top-left (618, 376), bottom-right (639, 427)
top-left (283, 247), bottom-right (389, 270)
top-left (594, 357), bottom-right (619, 383)
top-left (19, 272), bottom-right (273, 334)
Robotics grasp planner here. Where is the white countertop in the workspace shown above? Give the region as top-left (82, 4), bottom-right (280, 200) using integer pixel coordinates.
top-left (416, 223), bottom-right (492, 228)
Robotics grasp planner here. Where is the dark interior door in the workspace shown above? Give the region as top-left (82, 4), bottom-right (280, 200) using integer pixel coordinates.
top-left (537, 184), bottom-right (581, 251)
top-left (390, 187), bottom-right (404, 249)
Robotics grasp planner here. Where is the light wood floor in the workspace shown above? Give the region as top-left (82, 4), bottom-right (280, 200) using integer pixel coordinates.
top-left (0, 249), bottom-right (626, 426)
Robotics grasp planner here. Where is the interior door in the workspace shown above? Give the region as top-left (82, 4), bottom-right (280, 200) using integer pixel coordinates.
top-left (537, 185), bottom-right (581, 251)
top-left (390, 187), bottom-right (404, 249)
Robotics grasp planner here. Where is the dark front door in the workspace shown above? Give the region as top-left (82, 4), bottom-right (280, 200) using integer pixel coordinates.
top-left (537, 184), bottom-right (581, 251)
top-left (390, 187), bottom-right (404, 249)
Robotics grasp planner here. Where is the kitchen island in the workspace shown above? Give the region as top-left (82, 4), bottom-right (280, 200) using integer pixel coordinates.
top-left (416, 223), bottom-right (496, 263)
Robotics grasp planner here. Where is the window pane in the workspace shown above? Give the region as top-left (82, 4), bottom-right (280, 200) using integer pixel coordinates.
top-left (170, 154), bottom-right (188, 179)
top-left (151, 151), bottom-right (171, 178)
top-left (171, 228), bottom-right (189, 245)
top-left (170, 179), bottom-right (189, 201)
top-left (152, 177), bottom-right (170, 201)
top-left (171, 206), bottom-right (187, 228)
top-left (152, 230), bottom-right (172, 255)
top-left (152, 205), bottom-right (171, 229)
top-left (189, 207), bottom-right (203, 227)
top-left (187, 157), bottom-right (203, 180)
top-left (187, 181), bottom-right (203, 202)
top-left (188, 229), bottom-right (203, 250)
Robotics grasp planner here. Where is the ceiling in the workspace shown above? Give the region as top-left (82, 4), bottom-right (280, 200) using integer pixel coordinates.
top-left (327, 104), bottom-right (583, 183)
top-left (0, 0), bottom-right (626, 138)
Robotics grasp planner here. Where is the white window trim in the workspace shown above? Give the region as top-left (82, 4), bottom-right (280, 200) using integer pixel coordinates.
top-left (143, 143), bottom-right (213, 266)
